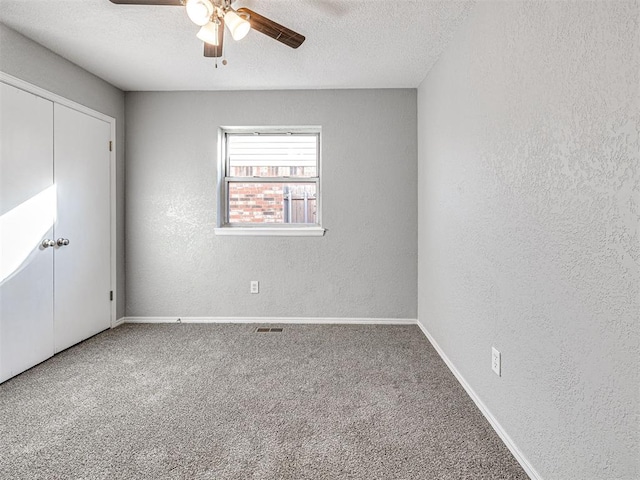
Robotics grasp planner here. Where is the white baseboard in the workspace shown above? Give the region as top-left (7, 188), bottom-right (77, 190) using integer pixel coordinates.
top-left (120, 314), bottom-right (539, 478)
top-left (416, 320), bottom-right (542, 480)
top-left (112, 317), bottom-right (126, 328)
top-left (124, 316), bottom-right (417, 325)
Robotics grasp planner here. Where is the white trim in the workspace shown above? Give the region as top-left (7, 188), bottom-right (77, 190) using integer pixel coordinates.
top-left (112, 317), bottom-right (126, 328)
top-left (214, 226), bottom-right (326, 236)
top-left (109, 120), bottom-right (117, 329)
top-left (217, 126), bottom-right (323, 230)
top-left (220, 126), bottom-right (323, 134)
top-left (0, 71), bottom-right (118, 331)
top-left (416, 320), bottom-right (542, 480)
top-left (121, 314), bottom-right (539, 478)
top-left (0, 72), bottom-right (115, 124)
top-left (124, 316), bottom-right (416, 325)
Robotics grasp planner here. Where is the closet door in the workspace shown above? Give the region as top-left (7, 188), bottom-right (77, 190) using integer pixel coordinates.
top-left (0, 83), bottom-right (55, 382)
top-left (53, 104), bottom-right (111, 353)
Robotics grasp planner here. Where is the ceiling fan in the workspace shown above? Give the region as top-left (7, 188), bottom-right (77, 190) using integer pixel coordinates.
top-left (108, 0), bottom-right (305, 63)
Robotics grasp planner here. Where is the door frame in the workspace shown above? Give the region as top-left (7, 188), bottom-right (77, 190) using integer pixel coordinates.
top-left (0, 71), bottom-right (118, 329)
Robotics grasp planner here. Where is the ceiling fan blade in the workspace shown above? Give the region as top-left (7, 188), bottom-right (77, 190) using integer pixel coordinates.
top-left (236, 8), bottom-right (305, 49)
top-left (108, 0), bottom-right (183, 5)
top-left (203, 19), bottom-right (225, 58)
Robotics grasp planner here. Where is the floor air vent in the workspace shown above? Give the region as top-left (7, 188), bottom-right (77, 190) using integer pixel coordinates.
top-left (255, 327), bottom-right (283, 333)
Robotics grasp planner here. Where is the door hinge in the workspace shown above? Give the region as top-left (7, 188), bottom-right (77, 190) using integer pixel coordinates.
top-left (109, 140), bottom-right (113, 152)
top-left (110, 290), bottom-right (114, 301)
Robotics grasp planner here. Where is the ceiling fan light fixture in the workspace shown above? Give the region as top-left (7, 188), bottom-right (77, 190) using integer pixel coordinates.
top-left (197, 21), bottom-right (219, 46)
top-left (224, 9), bottom-right (250, 41)
top-left (186, 0), bottom-right (214, 26)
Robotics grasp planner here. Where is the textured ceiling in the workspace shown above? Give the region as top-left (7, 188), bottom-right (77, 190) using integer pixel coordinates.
top-left (0, 0), bottom-right (474, 91)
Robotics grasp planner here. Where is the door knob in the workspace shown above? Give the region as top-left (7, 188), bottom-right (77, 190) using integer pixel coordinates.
top-left (41, 239), bottom-right (56, 248)
top-left (56, 238), bottom-right (70, 247)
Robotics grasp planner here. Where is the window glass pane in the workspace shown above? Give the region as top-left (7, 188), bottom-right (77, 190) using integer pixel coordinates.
top-left (228, 134), bottom-right (317, 178)
top-left (228, 183), bottom-right (317, 224)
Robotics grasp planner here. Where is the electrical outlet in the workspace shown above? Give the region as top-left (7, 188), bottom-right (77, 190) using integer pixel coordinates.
top-left (491, 347), bottom-right (501, 376)
top-left (250, 281), bottom-right (259, 294)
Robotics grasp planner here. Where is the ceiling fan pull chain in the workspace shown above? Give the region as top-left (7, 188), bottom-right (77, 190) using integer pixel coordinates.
top-left (222, 31), bottom-right (227, 66)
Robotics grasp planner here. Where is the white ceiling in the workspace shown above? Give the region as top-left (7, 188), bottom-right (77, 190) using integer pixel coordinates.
top-left (0, 0), bottom-right (474, 91)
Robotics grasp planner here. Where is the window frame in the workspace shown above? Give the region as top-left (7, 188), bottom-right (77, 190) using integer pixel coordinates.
top-left (215, 126), bottom-right (325, 236)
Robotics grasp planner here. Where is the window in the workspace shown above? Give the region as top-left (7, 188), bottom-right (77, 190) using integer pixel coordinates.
top-left (215, 127), bottom-right (324, 236)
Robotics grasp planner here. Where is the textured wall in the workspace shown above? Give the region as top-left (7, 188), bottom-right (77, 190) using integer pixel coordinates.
top-left (417, 1), bottom-right (639, 479)
top-left (0, 23), bottom-right (127, 319)
top-left (125, 89), bottom-right (417, 319)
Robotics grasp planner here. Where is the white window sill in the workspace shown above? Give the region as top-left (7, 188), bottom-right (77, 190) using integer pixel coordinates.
top-left (214, 226), bottom-right (326, 237)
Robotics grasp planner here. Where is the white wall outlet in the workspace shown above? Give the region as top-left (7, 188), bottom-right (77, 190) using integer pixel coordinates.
top-left (491, 347), bottom-right (501, 376)
top-left (250, 281), bottom-right (259, 294)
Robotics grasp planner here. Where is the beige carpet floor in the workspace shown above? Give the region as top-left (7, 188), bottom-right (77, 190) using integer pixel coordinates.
top-left (0, 323), bottom-right (528, 479)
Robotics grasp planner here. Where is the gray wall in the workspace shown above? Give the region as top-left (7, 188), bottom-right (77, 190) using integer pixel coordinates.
top-left (0, 23), bottom-right (127, 319)
top-left (417, 2), bottom-right (639, 479)
top-left (125, 89), bottom-right (417, 319)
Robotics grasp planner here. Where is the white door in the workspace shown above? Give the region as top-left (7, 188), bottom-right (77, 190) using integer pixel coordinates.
top-left (0, 83), bottom-right (55, 382)
top-left (53, 104), bottom-right (111, 353)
